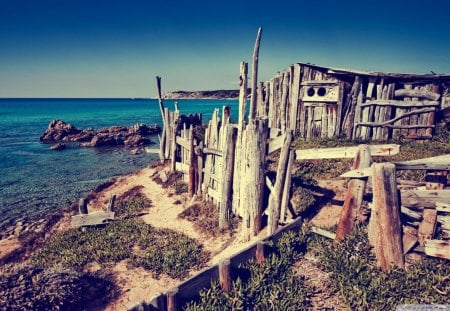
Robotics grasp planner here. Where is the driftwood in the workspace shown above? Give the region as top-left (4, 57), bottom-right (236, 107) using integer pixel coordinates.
top-left (401, 190), bottom-right (450, 209)
top-left (368, 163), bottom-right (404, 271)
top-left (296, 144), bottom-right (399, 160)
top-left (249, 27), bottom-right (262, 122)
top-left (424, 239), bottom-right (450, 260)
top-left (267, 131), bottom-right (293, 235)
top-left (360, 100), bottom-right (439, 108)
top-left (336, 145), bottom-right (372, 241)
top-left (280, 150), bottom-right (295, 224)
top-left (394, 88), bottom-right (440, 101)
top-left (219, 125), bottom-right (237, 228)
top-left (156, 76), bottom-right (166, 163)
top-left (418, 209), bottom-right (437, 246)
top-left (356, 107), bottom-right (436, 127)
top-left (71, 211), bottom-right (115, 227)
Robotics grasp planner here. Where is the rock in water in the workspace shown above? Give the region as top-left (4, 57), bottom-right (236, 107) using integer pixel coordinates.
top-left (50, 143), bottom-right (66, 151)
top-left (40, 120), bottom-right (162, 148)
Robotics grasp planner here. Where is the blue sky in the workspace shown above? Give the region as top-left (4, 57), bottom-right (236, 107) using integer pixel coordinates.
top-left (1, 0), bottom-right (449, 98)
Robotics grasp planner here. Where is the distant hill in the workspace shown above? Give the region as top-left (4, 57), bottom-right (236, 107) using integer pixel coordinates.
top-left (163, 89), bottom-right (249, 99)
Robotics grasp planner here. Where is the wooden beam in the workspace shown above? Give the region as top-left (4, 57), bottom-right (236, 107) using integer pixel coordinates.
top-left (175, 136), bottom-right (190, 150)
top-left (368, 163), bottom-right (404, 271)
top-left (361, 100), bottom-right (439, 108)
top-left (336, 145), bottom-right (372, 241)
top-left (394, 88), bottom-right (440, 101)
top-left (311, 226), bottom-right (336, 239)
top-left (280, 150), bottom-right (294, 224)
top-left (436, 202), bottom-right (450, 213)
top-left (156, 76), bottom-right (166, 163)
top-left (418, 209), bottom-right (437, 246)
top-left (203, 147), bottom-right (223, 157)
top-left (249, 27), bottom-right (262, 122)
top-left (296, 144), bottom-right (400, 160)
top-left (394, 154), bottom-right (450, 171)
top-left (218, 259), bottom-right (231, 292)
top-left (71, 211), bottom-right (115, 227)
top-left (356, 107), bottom-right (436, 127)
top-left (401, 190), bottom-right (450, 209)
top-left (424, 239), bottom-right (450, 260)
top-left (238, 62), bottom-right (248, 132)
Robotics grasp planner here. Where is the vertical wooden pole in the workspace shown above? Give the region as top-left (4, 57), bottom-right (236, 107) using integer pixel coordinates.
top-left (240, 118), bottom-right (269, 241)
top-left (196, 141), bottom-right (204, 196)
top-left (164, 108), bottom-right (170, 159)
top-left (79, 198), bottom-right (88, 215)
top-left (256, 241), bottom-right (266, 264)
top-left (280, 71), bottom-right (290, 133)
top-left (257, 81), bottom-right (264, 117)
top-left (166, 288), bottom-right (178, 311)
top-left (280, 150), bottom-right (295, 224)
top-left (107, 194), bottom-right (116, 212)
top-left (289, 64), bottom-right (301, 132)
top-left (188, 125), bottom-right (196, 197)
top-left (233, 62), bottom-right (248, 216)
top-left (170, 110), bottom-right (178, 172)
top-left (219, 259), bottom-right (231, 292)
top-left (156, 76), bottom-right (166, 162)
top-left (335, 145), bottom-right (372, 241)
top-left (219, 125), bottom-right (237, 229)
top-left (368, 163), bottom-right (404, 271)
top-left (249, 27), bottom-right (262, 123)
top-left (267, 130), bottom-right (293, 235)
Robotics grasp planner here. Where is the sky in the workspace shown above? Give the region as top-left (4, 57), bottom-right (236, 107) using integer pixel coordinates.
top-left (1, 0), bottom-right (450, 98)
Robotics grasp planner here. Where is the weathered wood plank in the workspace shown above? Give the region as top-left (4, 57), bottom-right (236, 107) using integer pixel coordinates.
top-left (296, 144), bottom-right (400, 160)
top-left (394, 89), bottom-right (440, 101)
top-left (311, 226), bottom-right (336, 239)
top-left (71, 211), bottom-right (115, 227)
top-left (267, 133), bottom-right (286, 154)
top-left (368, 163), bottom-right (404, 270)
top-left (394, 154), bottom-right (450, 171)
top-left (361, 100), bottom-right (440, 108)
top-left (336, 145), bottom-right (372, 241)
top-left (175, 162), bottom-right (189, 174)
top-left (418, 209), bottom-right (437, 246)
top-left (401, 190), bottom-right (450, 209)
top-left (175, 136), bottom-right (190, 150)
top-left (436, 202), bottom-right (450, 213)
top-left (280, 150), bottom-right (294, 224)
top-left (424, 239), bottom-right (450, 260)
top-left (203, 147), bottom-right (223, 157)
top-left (356, 107), bottom-right (436, 128)
top-left (219, 125), bottom-right (237, 228)
top-left (249, 27), bottom-right (262, 123)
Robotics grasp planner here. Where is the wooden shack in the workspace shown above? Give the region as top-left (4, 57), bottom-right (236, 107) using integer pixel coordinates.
top-left (257, 63), bottom-right (450, 141)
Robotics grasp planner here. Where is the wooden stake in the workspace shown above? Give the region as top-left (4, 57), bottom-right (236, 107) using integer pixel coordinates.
top-left (280, 150), bottom-right (295, 224)
top-left (219, 259), bottom-right (231, 292)
top-left (256, 241), bottom-right (266, 264)
top-left (107, 194), bottom-right (116, 212)
top-left (238, 62), bottom-right (248, 131)
top-left (249, 27), bottom-right (262, 123)
top-left (166, 288), bottom-right (178, 311)
top-left (335, 145), bottom-right (372, 241)
top-left (188, 125), bottom-right (196, 197)
top-left (79, 198), bottom-right (88, 215)
top-left (156, 76), bottom-right (166, 163)
top-left (267, 130), bottom-right (293, 235)
top-left (368, 163), bottom-right (404, 271)
top-left (219, 125), bottom-right (237, 228)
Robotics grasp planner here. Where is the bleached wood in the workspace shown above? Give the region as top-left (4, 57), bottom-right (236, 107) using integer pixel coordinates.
top-left (71, 211), bottom-right (115, 227)
top-left (394, 154), bottom-right (450, 171)
top-left (400, 206), bottom-right (422, 221)
top-left (296, 144), bottom-right (399, 160)
top-left (361, 100), bottom-right (439, 108)
top-left (311, 226), bottom-right (336, 239)
top-left (156, 76), bottom-right (166, 162)
top-left (280, 150), bottom-right (295, 224)
top-left (249, 27), bottom-right (262, 122)
top-left (357, 107), bottom-right (436, 128)
top-left (280, 71), bottom-right (289, 133)
top-left (436, 202), bottom-right (450, 213)
top-left (175, 136), bottom-right (190, 150)
top-left (401, 190), bottom-right (450, 208)
top-left (267, 133), bottom-right (286, 154)
top-left (175, 161), bottom-right (189, 174)
top-left (219, 125), bottom-right (237, 228)
top-left (238, 62), bottom-right (248, 131)
top-left (424, 239), bottom-right (450, 260)
top-left (394, 88), bottom-right (440, 101)
top-left (203, 148), bottom-right (223, 157)
top-left (267, 130), bottom-right (293, 235)
top-left (289, 64), bottom-right (301, 131)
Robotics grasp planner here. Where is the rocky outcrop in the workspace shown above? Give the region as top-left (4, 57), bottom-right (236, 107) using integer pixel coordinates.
top-left (40, 120), bottom-right (161, 148)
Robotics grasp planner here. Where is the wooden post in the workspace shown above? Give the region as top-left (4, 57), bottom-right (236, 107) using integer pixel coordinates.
top-left (170, 110), bottom-right (178, 172)
top-left (219, 259), bottom-right (231, 292)
top-left (249, 27), bottom-right (262, 123)
top-left (156, 76), bottom-right (166, 163)
top-left (166, 288), bottom-right (178, 311)
top-left (368, 163), bottom-right (404, 271)
top-left (257, 82), bottom-right (265, 117)
top-left (240, 118), bottom-right (269, 241)
top-left (188, 125), bottom-right (196, 197)
top-left (196, 141), bottom-right (204, 196)
top-left (219, 125), bottom-right (237, 229)
top-left (256, 241), bottom-right (266, 264)
top-left (164, 109), bottom-right (171, 159)
top-left (267, 130), bottom-right (293, 235)
top-left (289, 64), bottom-right (301, 132)
top-left (280, 150), bottom-right (295, 224)
top-left (335, 145), bottom-right (372, 241)
top-left (79, 198), bottom-right (88, 215)
top-left (107, 194), bottom-right (116, 212)
top-left (233, 62), bottom-right (248, 216)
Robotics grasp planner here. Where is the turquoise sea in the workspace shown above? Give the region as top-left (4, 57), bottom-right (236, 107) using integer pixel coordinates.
top-left (0, 98), bottom-right (239, 229)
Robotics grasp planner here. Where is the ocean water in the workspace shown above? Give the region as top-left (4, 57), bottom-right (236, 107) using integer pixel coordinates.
top-left (0, 98), bottom-right (239, 229)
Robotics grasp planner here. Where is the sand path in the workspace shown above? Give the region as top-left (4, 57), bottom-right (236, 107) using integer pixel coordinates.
top-left (87, 165), bottom-right (260, 310)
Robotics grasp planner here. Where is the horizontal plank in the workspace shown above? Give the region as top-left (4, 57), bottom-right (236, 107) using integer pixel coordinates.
top-left (175, 136), bottom-right (190, 150)
top-left (361, 100), bottom-right (439, 108)
top-left (175, 161), bottom-right (189, 173)
top-left (356, 107), bottom-right (436, 128)
top-left (268, 134), bottom-right (286, 154)
top-left (394, 89), bottom-right (440, 101)
top-left (436, 202), bottom-right (450, 213)
top-left (424, 239), bottom-right (450, 260)
top-left (297, 144), bottom-right (400, 160)
top-left (203, 147), bottom-right (223, 157)
top-left (71, 211), bottom-right (115, 227)
top-left (401, 189), bottom-right (450, 209)
top-left (340, 167), bottom-right (372, 178)
top-left (401, 206), bottom-right (423, 220)
top-left (144, 148), bottom-right (160, 154)
top-left (394, 154), bottom-right (450, 171)
top-left (311, 226), bottom-right (336, 239)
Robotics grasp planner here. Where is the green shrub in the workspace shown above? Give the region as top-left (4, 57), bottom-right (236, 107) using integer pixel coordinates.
top-left (184, 229), bottom-right (312, 310)
top-left (0, 264), bottom-right (115, 310)
top-left (311, 226), bottom-right (450, 310)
